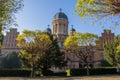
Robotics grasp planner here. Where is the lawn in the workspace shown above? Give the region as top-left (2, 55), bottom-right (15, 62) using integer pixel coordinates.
top-left (0, 75), bottom-right (120, 80)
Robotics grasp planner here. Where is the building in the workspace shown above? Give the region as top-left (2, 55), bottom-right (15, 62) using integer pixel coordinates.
top-left (94, 30), bottom-right (115, 67)
top-left (49, 10), bottom-right (115, 70)
top-left (0, 10), bottom-right (116, 70)
top-left (1, 28), bottom-right (21, 55)
top-left (52, 10), bottom-right (69, 48)
top-left (50, 10), bottom-right (94, 71)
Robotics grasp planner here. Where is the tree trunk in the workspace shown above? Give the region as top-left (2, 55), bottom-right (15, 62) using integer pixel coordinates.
top-left (42, 66), bottom-right (48, 76)
top-left (116, 66), bottom-right (120, 73)
top-left (86, 62), bottom-right (90, 76)
top-left (0, 24), bottom-right (2, 51)
top-left (31, 63), bottom-right (34, 77)
top-left (0, 24), bottom-right (2, 35)
top-left (31, 54), bottom-right (35, 77)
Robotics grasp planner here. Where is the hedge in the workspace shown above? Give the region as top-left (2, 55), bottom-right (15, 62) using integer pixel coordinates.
top-left (90, 68), bottom-right (117, 75)
top-left (0, 69), bottom-right (31, 77)
top-left (0, 69), bottom-right (65, 77)
top-left (52, 72), bottom-right (66, 76)
top-left (0, 68), bottom-right (119, 77)
top-left (71, 67), bottom-right (118, 76)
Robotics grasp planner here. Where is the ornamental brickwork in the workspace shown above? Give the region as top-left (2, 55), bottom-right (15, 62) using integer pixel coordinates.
top-left (1, 28), bottom-right (21, 55)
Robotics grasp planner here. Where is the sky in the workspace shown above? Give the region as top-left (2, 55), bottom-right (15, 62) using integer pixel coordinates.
top-left (14, 0), bottom-right (120, 36)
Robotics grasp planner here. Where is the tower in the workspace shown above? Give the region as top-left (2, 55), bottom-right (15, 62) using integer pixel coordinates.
top-left (94, 29), bottom-right (115, 67)
top-left (69, 25), bottom-right (76, 36)
top-left (52, 9), bottom-right (69, 47)
top-left (1, 28), bottom-right (21, 55)
top-left (45, 25), bottom-right (52, 34)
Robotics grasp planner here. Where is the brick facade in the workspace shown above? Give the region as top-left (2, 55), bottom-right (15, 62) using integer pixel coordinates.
top-left (1, 28), bottom-right (21, 55)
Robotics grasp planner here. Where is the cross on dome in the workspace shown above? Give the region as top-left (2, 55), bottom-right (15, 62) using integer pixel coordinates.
top-left (71, 25), bottom-right (73, 28)
top-left (48, 25), bottom-right (50, 28)
top-left (59, 8), bottom-right (62, 12)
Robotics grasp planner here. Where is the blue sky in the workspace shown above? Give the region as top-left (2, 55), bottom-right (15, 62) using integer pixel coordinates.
top-left (15, 0), bottom-right (120, 36)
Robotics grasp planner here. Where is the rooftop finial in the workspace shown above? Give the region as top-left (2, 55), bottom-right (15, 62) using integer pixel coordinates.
top-left (48, 25), bottom-right (50, 28)
top-left (71, 25), bottom-right (73, 28)
top-left (70, 25), bottom-right (76, 31)
top-left (59, 8), bottom-right (62, 12)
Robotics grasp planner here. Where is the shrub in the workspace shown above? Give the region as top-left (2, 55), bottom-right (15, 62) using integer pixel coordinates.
top-left (52, 72), bottom-right (66, 76)
top-left (71, 67), bottom-right (117, 76)
top-left (0, 69), bottom-right (31, 77)
top-left (0, 68), bottom-right (118, 77)
top-left (101, 60), bottom-right (112, 67)
top-left (42, 70), bottom-right (54, 76)
top-left (71, 68), bottom-right (86, 76)
top-left (90, 67), bottom-right (116, 75)
top-left (0, 52), bottom-right (21, 68)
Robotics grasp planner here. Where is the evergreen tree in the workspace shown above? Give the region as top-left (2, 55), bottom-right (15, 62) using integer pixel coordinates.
top-left (37, 33), bottom-right (66, 76)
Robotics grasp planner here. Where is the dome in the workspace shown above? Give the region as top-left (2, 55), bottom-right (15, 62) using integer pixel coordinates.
top-left (53, 12), bottom-right (68, 20)
top-left (70, 27), bottom-right (76, 32)
top-left (45, 28), bottom-right (51, 33)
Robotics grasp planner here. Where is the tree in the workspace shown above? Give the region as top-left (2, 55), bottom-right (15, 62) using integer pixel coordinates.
top-left (17, 30), bottom-right (52, 77)
top-left (104, 35), bottom-right (120, 72)
top-left (1, 52), bottom-right (21, 68)
top-left (101, 60), bottom-right (112, 67)
top-left (64, 32), bottom-right (98, 76)
top-left (76, 0), bottom-right (120, 28)
top-left (0, 34), bottom-right (3, 51)
top-left (0, 0), bottom-right (23, 34)
top-left (36, 33), bottom-right (66, 76)
top-left (76, 0), bottom-right (120, 17)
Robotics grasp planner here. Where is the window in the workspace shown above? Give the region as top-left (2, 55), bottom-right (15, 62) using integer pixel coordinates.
top-left (58, 42), bottom-right (61, 48)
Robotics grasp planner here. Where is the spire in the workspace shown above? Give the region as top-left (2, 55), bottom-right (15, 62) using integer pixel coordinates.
top-left (70, 25), bottom-right (76, 32)
top-left (59, 8), bottom-right (62, 12)
top-left (71, 25), bottom-right (73, 29)
top-left (45, 25), bottom-right (51, 33)
top-left (48, 25), bottom-right (50, 28)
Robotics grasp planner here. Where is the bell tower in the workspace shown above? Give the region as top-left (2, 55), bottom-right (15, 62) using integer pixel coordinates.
top-left (69, 25), bottom-right (76, 36)
top-left (52, 9), bottom-right (69, 47)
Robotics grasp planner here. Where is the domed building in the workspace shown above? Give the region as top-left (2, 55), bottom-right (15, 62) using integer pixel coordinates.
top-left (53, 11), bottom-right (68, 20)
top-left (50, 10), bottom-right (115, 72)
top-left (52, 10), bottom-right (69, 48)
top-left (0, 9), bottom-right (116, 72)
top-left (69, 25), bottom-right (76, 36)
top-left (45, 25), bottom-right (52, 34)
top-left (50, 10), bottom-right (78, 72)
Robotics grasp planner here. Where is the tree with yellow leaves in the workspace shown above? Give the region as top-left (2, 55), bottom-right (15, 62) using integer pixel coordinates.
top-left (0, 0), bottom-right (23, 34)
top-left (104, 35), bottom-right (120, 72)
top-left (64, 32), bottom-right (98, 76)
top-left (76, 0), bottom-right (120, 17)
top-left (76, 0), bottom-right (120, 28)
top-left (17, 30), bottom-right (52, 77)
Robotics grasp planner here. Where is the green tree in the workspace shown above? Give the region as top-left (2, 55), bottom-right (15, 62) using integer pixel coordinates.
top-left (76, 0), bottom-right (120, 28)
top-left (1, 52), bottom-right (21, 68)
top-left (64, 32), bottom-right (98, 76)
top-left (76, 0), bottom-right (120, 17)
top-left (104, 35), bottom-right (120, 72)
top-left (0, 0), bottom-right (23, 34)
top-left (17, 30), bottom-right (52, 77)
top-left (37, 33), bottom-right (66, 76)
top-left (101, 60), bottom-right (112, 67)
